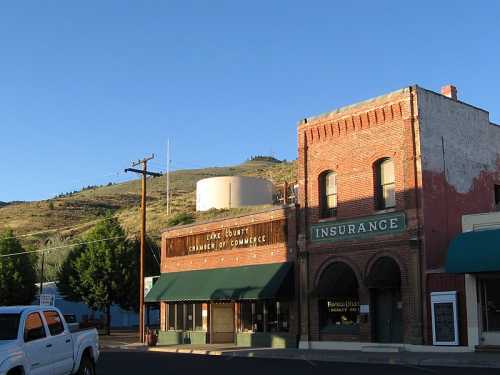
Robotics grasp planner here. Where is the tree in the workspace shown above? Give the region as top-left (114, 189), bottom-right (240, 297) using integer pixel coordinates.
top-left (0, 229), bottom-right (38, 306)
top-left (57, 242), bottom-right (86, 302)
top-left (57, 217), bottom-right (162, 334)
top-left (58, 217), bottom-right (161, 334)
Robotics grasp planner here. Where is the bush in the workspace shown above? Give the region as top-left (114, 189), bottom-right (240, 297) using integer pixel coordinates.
top-left (166, 212), bottom-right (195, 227)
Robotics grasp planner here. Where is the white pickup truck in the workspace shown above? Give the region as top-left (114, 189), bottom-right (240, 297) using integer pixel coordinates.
top-left (0, 306), bottom-right (99, 375)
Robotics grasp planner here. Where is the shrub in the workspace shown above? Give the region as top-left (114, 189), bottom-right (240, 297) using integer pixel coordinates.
top-left (166, 212), bottom-right (195, 227)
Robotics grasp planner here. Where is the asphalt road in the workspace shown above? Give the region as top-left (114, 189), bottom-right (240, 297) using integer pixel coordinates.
top-left (96, 351), bottom-right (500, 375)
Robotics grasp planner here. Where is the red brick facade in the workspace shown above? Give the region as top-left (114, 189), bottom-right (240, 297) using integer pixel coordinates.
top-left (296, 85), bottom-right (500, 346)
top-left (155, 84), bottom-right (500, 348)
top-left (158, 206), bottom-right (300, 341)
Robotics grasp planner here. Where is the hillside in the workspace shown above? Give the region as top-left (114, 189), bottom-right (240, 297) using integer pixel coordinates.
top-left (0, 158), bottom-right (296, 247)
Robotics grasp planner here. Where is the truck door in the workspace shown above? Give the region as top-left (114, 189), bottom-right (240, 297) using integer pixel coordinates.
top-left (23, 312), bottom-right (54, 375)
top-left (43, 310), bottom-right (74, 375)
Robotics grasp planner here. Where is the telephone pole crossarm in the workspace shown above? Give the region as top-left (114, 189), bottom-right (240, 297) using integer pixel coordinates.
top-left (124, 168), bottom-right (162, 177)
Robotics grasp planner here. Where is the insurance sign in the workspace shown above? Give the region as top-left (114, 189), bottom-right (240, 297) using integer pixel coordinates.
top-left (311, 211), bottom-right (406, 243)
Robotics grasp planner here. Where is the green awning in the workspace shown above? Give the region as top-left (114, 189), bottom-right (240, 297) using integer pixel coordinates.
top-left (446, 229), bottom-right (500, 273)
top-left (145, 262), bottom-right (293, 302)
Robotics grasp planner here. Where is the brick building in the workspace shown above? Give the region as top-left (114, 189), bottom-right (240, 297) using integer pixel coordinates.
top-left (146, 206), bottom-right (300, 347)
top-left (296, 85), bottom-right (500, 349)
top-left (146, 83), bottom-right (500, 350)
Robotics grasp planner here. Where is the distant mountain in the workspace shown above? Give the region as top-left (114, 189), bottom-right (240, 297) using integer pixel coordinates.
top-left (0, 201), bottom-right (7, 207)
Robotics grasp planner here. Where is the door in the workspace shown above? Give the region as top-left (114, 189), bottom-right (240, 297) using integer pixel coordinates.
top-left (211, 303), bottom-right (234, 343)
top-left (480, 279), bottom-right (500, 345)
top-left (23, 312), bottom-right (54, 375)
top-left (374, 289), bottom-right (403, 343)
top-left (43, 310), bottom-right (74, 375)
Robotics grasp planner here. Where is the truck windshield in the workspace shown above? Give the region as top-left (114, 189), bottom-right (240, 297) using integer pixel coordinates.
top-left (0, 313), bottom-right (21, 340)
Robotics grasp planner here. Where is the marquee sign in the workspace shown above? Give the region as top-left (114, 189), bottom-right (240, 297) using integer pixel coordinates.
top-left (166, 219), bottom-right (286, 257)
top-left (311, 211), bottom-right (405, 243)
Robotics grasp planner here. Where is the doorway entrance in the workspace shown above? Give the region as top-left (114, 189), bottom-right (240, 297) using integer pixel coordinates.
top-left (480, 277), bottom-right (500, 345)
top-left (368, 257), bottom-right (403, 343)
top-left (211, 303), bottom-right (235, 343)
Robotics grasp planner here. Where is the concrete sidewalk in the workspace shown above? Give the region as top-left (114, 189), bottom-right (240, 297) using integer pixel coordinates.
top-left (147, 345), bottom-right (500, 369)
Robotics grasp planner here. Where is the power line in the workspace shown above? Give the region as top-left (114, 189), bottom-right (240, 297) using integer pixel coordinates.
top-left (0, 235), bottom-right (127, 258)
top-left (0, 215), bottom-right (121, 241)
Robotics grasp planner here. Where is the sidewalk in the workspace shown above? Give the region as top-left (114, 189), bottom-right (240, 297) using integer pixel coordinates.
top-left (147, 344), bottom-right (500, 369)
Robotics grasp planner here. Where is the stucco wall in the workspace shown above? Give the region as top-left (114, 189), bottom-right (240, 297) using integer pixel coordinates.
top-left (417, 88), bottom-right (500, 269)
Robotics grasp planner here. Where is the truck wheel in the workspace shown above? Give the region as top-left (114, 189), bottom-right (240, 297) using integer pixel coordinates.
top-left (77, 354), bottom-right (95, 375)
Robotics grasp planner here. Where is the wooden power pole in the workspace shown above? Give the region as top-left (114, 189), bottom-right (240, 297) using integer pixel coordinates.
top-left (125, 154), bottom-right (162, 343)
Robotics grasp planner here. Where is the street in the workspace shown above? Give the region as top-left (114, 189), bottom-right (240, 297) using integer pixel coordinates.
top-left (96, 351), bottom-right (500, 375)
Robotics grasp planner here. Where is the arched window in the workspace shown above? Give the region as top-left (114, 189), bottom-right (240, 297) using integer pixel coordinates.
top-left (375, 158), bottom-right (395, 210)
top-left (320, 171), bottom-right (337, 217)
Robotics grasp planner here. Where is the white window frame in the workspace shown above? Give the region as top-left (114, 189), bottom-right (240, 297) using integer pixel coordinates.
top-left (431, 291), bottom-right (459, 346)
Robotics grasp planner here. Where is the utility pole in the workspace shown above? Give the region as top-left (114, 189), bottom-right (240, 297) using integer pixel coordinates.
top-left (39, 251), bottom-right (45, 297)
top-left (125, 155), bottom-right (162, 343)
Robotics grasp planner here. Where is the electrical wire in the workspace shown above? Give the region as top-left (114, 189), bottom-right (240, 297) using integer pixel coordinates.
top-left (0, 215), bottom-right (122, 241)
top-left (0, 235), bottom-right (127, 258)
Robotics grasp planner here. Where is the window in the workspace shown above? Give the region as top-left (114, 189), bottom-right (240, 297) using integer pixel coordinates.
top-left (43, 311), bottom-right (64, 336)
top-left (186, 304), bottom-right (193, 331)
top-left (495, 185), bottom-right (500, 211)
top-left (176, 304), bottom-right (185, 331)
top-left (168, 304), bottom-right (176, 330)
top-left (24, 312), bottom-right (46, 342)
top-left (266, 301), bottom-right (278, 332)
top-left (194, 304), bottom-right (203, 331)
top-left (240, 301), bottom-right (289, 333)
top-left (320, 171), bottom-right (337, 217)
top-left (277, 302), bottom-right (290, 332)
top-left (167, 303), bottom-right (204, 331)
top-left (317, 262), bottom-right (360, 334)
top-left (0, 313), bottom-right (20, 340)
top-left (254, 302), bottom-right (264, 332)
top-left (375, 158), bottom-right (395, 210)
top-left (240, 302), bottom-right (253, 332)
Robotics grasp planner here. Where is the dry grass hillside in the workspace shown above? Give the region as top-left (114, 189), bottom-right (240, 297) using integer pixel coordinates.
top-left (0, 158), bottom-right (297, 248)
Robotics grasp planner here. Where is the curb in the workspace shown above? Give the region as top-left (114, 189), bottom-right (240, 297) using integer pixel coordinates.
top-left (147, 347), bottom-right (500, 369)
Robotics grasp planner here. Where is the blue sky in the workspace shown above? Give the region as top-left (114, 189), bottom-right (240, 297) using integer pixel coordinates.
top-left (1, 1), bottom-right (499, 201)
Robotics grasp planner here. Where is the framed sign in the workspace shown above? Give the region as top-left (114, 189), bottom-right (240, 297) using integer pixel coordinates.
top-left (40, 294), bottom-right (55, 306)
top-left (431, 291), bottom-right (459, 346)
top-left (310, 211), bottom-right (406, 243)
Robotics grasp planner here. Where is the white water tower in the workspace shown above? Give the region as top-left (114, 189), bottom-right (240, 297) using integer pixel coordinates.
top-left (196, 176), bottom-right (274, 212)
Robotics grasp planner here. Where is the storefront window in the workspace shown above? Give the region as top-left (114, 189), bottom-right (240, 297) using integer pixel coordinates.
top-left (278, 302), bottom-right (290, 332)
top-left (254, 302), bottom-right (264, 332)
top-left (240, 302), bottom-right (253, 332)
top-left (186, 304), bottom-right (194, 331)
top-left (194, 304), bottom-right (203, 331)
top-left (319, 298), bottom-right (360, 332)
top-left (316, 262), bottom-right (360, 333)
top-left (176, 304), bottom-right (185, 331)
top-left (266, 301), bottom-right (278, 332)
top-left (482, 279), bottom-right (500, 331)
top-left (168, 304), bottom-right (175, 330)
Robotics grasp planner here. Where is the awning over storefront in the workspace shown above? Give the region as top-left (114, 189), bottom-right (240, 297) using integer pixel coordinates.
top-left (446, 229), bottom-right (500, 273)
top-left (145, 262), bottom-right (293, 302)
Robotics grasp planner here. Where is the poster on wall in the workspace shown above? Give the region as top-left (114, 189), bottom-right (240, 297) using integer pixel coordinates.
top-left (431, 291), bottom-right (459, 346)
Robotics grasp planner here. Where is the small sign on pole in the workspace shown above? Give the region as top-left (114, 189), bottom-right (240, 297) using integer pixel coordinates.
top-left (39, 294), bottom-right (55, 306)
